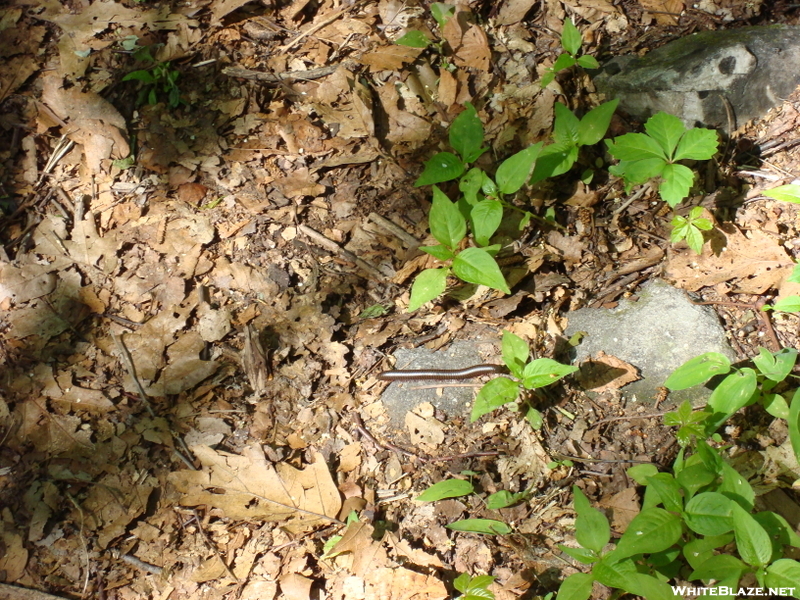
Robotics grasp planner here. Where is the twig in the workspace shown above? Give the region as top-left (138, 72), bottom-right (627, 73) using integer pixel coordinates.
top-left (279, 2), bottom-right (366, 51)
top-left (116, 552), bottom-right (163, 576)
top-left (685, 294), bottom-right (781, 351)
top-left (222, 62), bottom-right (354, 85)
top-left (0, 583), bottom-right (73, 600)
top-left (298, 224), bottom-right (386, 281)
top-left (191, 509), bottom-right (240, 583)
top-left (368, 212), bottom-right (421, 248)
top-left (112, 332), bottom-right (155, 417)
top-left (65, 492), bottom-right (90, 597)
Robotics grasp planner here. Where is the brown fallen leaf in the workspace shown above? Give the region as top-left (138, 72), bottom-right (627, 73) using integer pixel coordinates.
top-left (576, 351), bottom-right (640, 393)
top-left (665, 225), bottom-right (794, 294)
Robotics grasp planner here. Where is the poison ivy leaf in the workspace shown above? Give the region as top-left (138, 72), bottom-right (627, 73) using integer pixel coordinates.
top-left (417, 479), bottom-right (474, 502)
top-left (447, 518), bottom-right (512, 535)
top-left (608, 157), bottom-right (666, 185)
top-left (452, 247), bottom-right (510, 293)
top-left (415, 152), bottom-right (465, 186)
top-left (471, 377), bottom-right (520, 421)
top-left (450, 102), bottom-right (486, 164)
top-left (395, 30), bottom-right (430, 48)
top-left (408, 268), bottom-right (449, 311)
top-left (673, 126), bottom-right (719, 161)
top-left (664, 352), bottom-right (731, 390)
top-left (429, 185), bottom-right (466, 249)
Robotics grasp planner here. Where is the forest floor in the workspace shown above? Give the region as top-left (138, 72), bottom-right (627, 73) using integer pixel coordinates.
top-left (1, 0), bottom-right (800, 598)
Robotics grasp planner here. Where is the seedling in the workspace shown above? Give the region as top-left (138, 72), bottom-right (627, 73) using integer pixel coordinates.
top-left (665, 348), bottom-right (800, 460)
top-left (530, 99), bottom-right (619, 184)
top-left (395, 2), bottom-right (454, 62)
top-left (454, 573), bottom-right (496, 600)
top-left (471, 330), bottom-right (577, 426)
top-left (541, 19), bottom-right (600, 88)
top-left (670, 206), bottom-right (713, 254)
top-left (605, 112), bottom-right (718, 208)
top-left (121, 39), bottom-right (184, 109)
top-left (557, 437), bottom-right (800, 600)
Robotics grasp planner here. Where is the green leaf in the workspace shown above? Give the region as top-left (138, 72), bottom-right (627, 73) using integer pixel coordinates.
top-left (659, 163), bottom-right (695, 207)
top-left (553, 103), bottom-right (581, 145)
top-left (429, 185), bottom-right (466, 249)
top-left (395, 30), bottom-right (430, 48)
top-left (764, 183), bottom-right (800, 204)
top-left (769, 295), bottom-right (800, 312)
top-left (417, 478), bottom-right (474, 501)
top-left (447, 518), bottom-right (512, 535)
top-left (551, 52), bottom-right (577, 72)
top-left (529, 142), bottom-right (578, 183)
top-left (789, 262), bottom-right (800, 283)
top-left (645, 472), bottom-right (683, 513)
top-left (731, 502), bottom-right (772, 567)
top-left (643, 111), bottom-right (685, 158)
top-left (430, 2), bottom-right (455, 28)
top-left (614, 508), bottom-right (682, 558)
top-left (789, 388), bottom-right (800, 464)
top-left (501, 330), bottom-right (529, 378)
top-left (684, 492), bottom-right (734, 536)
top-left (627, 463), bottom-right (658, 485)
top-left (754, 511), bottom-right (800, 550)
top-left (576, 55), bottom-right (599, 69)
top-left (718, 461), bottom-right (755, 511)
top-left (555, 572), bottom-right (594, 600)
top-left (459, 167), bottom-right (484, 204)
top-left (522, 358), bottom-right (578, 390)
top-left (526, 407), bottom-right (543, 430)
top-left (558, 545), bottom-right (599, 565)
top-left (753, 347), bottom-right (798, 382)
top-left (673, 126), bottom-right (719, 161)
top-left (608, 157), bottom-right (666, 185)
top-left (471, 199), bottom-right (503, 247)
top-left (486, 489), bottom-right (527, 509)
top-left (577, 99), bottom-right (619, 146)
top-left (561, 19), bottom-right (582, 56)
top-left (408, 268), bottom-right (449, 311)
top-left (450, 102), bottom-right (486, 164)
top-left (420, 244), bottom-right (455, 261)
top-left (763, 393), bottom-right (790, 419)
top-left (471, 377), bottom-right (520, 421)
top-left (123, 69), bottom-right (156, 83)
top-left (689, 554), bottom-right (748, 587)
top-left (684, 223), bottom-right (705, 254)
top-left (452, 247), bottom-right (511, 293)
top-left (765, 559), bottom-right (800, 594)
top-left (677, 463), bottom-right (717, 500)
top-left (665, 352), bottom-right (732, 390)
top-left (572, 486), bottom-right (610, 553)
top-left (495, 142), bottom-right (543, 194)
top-left (416, 152), bottom-right (465, 186)
top-left (591, 552), bottom-right (639, 589)
top-left (540, 70), bottom-right (556, 88)
top-left (706, 368), bottom-right (758, 431)
top-left (606, 132), bottom-right (668, 162)
top-left (683, 534), bottom-right (735, 571)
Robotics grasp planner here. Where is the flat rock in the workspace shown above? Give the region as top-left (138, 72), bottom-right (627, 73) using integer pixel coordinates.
top-left (379, 339), bottom-right (500, 430)
top-left (565, 279), bottom-right (736, 405)
top-left (594, 25), bottom-right (800, 130)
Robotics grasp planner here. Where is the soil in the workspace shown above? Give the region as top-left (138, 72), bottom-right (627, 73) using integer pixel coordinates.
top-left (1, 0), bottom-right (799, 599)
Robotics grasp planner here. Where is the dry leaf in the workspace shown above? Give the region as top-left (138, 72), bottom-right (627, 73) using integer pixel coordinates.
top-left (359, 45), bottom-right (423, 71)
top-left (576, 351), bottom-right (640, 393)
top-left (638, 0), bottom-right (684, 24)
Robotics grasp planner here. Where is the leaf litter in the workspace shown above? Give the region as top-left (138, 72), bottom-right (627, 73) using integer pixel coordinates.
top-left (0, 0), bottom-right (798, 598)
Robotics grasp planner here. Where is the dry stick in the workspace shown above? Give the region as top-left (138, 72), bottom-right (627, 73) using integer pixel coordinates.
top-left (368, 212), bottom-right (421, 248)
top-left (279, 1), bottom-right (366, 52)
top-left (222, 62), bottom-right (353, 85)
top-left (116, 552), bottom-right (163, 576)
top-left (65, 492), bottom-right (90, 598)
top-left (351, 413), bottom-right (502, 464)
top-left (0, 583), bottom-right (73, 600)
top-left (191, 509), bottom-right (240, 583)
top-left (298, 224), bottom-right (386, 281)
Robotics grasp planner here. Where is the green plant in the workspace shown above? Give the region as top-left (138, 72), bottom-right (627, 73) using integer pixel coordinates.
top-left (759, 185), bottom-right (800, 312)
top-left (541, 19), bottom-right (599, 88)
top-left (408, 103), bottom-right (544, 310)
top-left (664, 348), bottom-right (800, 460)
top-left (396, 2), bottom-right (454, 50)
top-left (453, 573), bottom-right (495, 600)
top-left (122, 42), bottom-right (184, 109)
top-left (409, 100), bottom-right (616, 311)
top-left (670, 206), bottom-right (714, 254)
top-left (471, 330), bottom-right (577, 426)
top-left (557, 435), bottom-right (800, 600)
top-left (605, 112), bottom-right (718, 208)
top-left (530, 99), bottom-right (619, 184)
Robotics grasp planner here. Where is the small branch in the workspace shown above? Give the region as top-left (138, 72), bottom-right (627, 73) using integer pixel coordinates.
top-left (298, 224), bottom-right (386, 281)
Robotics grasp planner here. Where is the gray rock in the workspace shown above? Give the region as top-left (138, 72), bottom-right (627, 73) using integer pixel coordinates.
top-left (594, 25), bottom-right (800, 130)
top-left (379, 339), bottom-right (500, 429)
top-left (564, 279), bottom-right (736, 405)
